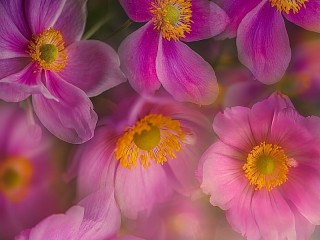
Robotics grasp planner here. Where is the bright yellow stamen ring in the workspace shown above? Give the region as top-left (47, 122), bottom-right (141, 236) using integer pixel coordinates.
top-left (269, 0), bottom-right (308, 14)
top-left (150, 0), bottom-right (193, 41)
top-left (28, 28), bottom-right (67, 72)
top-left (243, 142), bottom-right (290, 191)
top-left (115, 114), bottom-right (185, 169)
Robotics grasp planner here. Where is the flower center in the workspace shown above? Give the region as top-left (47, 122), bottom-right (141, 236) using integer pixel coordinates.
top-left (115, 114), bottom-right (185, 169)
top-left (0, 157), bottom-right (33, 202)
top-left (28, 28), bottom-right (67, 72)
top-left (243, 142), bottom-right (289, 191)
top-left (269, 0), bottom-right (308, 14)
top-left (150, 0), bottom-right (193, 41)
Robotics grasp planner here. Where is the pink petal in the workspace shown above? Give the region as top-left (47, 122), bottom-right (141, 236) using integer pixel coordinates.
top-left (0, 83), bottom-right (30, 102)
top-left (118, 0), bottom-right (152, 22)
top-left (118, 22), bottom-right (161, 94)
top-left (156, 38), bottom-right (218, 105)
top-left (53, 0), bottom-right (87, 45)
top-left (183, 0), bottom-right (229, 42)
top-left (237, 1), bottom-right (291, 84)
top-left (26, 0), bottom-right (66, 34)
top-left (284, 0), bottom-right (320, 33)
top-left (59, 40), bottom-right (125, 97)
top-left (32, 72), bottom-right (98, 144)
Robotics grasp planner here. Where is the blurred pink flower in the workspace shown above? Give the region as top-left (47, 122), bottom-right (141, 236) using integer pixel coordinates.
top-left (0, 103), bottom-right (59, 239)
top-left (0, 0), bottom-right (125, 143)
top-left (118, 0), bottom-right (229, 105)
top-left (68, 96), bottom-right (214, 219)
top-left (198, 92), bottom-right (320, 240)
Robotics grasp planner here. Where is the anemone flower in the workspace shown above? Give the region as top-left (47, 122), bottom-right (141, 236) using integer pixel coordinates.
top-left (198, 92), bottom-right (320, 240)
top-left (68, 95), bottom-right (213, 219)
top-left (217, 0), bottom-right (320, 84)
top-left (0, 103), bottom-right (59, 240)
top-left (118, 0), bottom-right (229, 105)
top-left (0, 0), bottom-right (125, 143)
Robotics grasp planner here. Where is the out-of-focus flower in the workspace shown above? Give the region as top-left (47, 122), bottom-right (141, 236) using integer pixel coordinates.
top-left (0, 0), bottom-right (125, 143)
top-left (68, 96), bottom-right (214, 219)
top-left (198, 92), bottom-right (320, 240)
top-left (0, 103), bottom-right (59, 240)
top-left (118, 0), bottom-right (229, 105)
top-left (217, 0), bottom-right (320, 84)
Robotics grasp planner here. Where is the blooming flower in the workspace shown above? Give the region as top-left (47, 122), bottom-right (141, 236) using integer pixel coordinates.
top-left (118, 0), bottom-right (229, 105)
top-left (0, 103), bottom-right (60, 239)
top-left (217, 0), bottom-right (320, 84)
top-left (198, 92), bottom-right (320, 240)
top-left (0, 0), bottom-right (125, 143)
top-left (68, 96), bottom-right (213, 219)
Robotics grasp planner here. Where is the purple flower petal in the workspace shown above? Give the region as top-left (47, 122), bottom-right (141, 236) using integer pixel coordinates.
top-left (59, 40), bottom-right (125, 97)
top-left (156, 38), bottom-right (219, 105)
top-left (0, 83), bottom-right (30, 102)
top-left (53, 0), bottom-right (87, 46)
top-left (0, 57), bottom-right (30, 79)
top-left (118, 22), bottom-right (161, 94)
top-left (284, 0), bottom-right (320, 33)
top-left (32, 72), bottom-right (98, 144)
top-left (26, 0), bottom-right (66, 34)
top-left (119, 0), bottom-right (152, 22)
top-left (237, 1), bottom-right (291, 84)
top-left (183, 0), bottom-right (229, 42)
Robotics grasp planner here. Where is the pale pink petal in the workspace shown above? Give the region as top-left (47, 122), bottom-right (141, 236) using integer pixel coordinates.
top-left (32, 72), bottom-right (97, 144)
top-left (156, 38), bottom-right (218, 105)
top-left (183, 0), bottom-right (229, 42)
top-left (237, 1), bottom-right (291, 84)
top-left (118, 22), bottom-right (161, 94)
top-left (59, 40), bottom-right (125, 97)
top-left (118, 0), bottom-right (152, 22)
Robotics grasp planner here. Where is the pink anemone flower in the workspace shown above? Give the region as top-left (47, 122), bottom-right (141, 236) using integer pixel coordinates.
top-left (0, 0), bottom-right (126, 143)
top-left (0, 103), bottom-right (60, 240)
top-left (118, 0), bottom-right (229, 105)
top-left (68, 96), bottom-right (214, 219)
top-left (198, 92), bottom-right (320, 240)
top-left (217, 0), bottom-right (320, 84)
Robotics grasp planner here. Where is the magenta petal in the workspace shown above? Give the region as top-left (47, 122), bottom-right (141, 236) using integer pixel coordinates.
top-left (284, 1), bottom-right (320, 33)
top-left (156, 39), bottom-right (219, 105)
top-left (118, 22), bottom-right (161, 94)
top-left (0, 83), bottom-right (30, 102)
top-left (53, 0), bottom-right (87, 45)
top-left (59, 40), bottom-right (125, 97)
top-left (237, 1), bottom-right (291, 84)
top-left (118, 0), bottom-right (152, 22)
top-left (183, 0), bottom-right (229, 42)
top-left (32, 73), bottom-right (98, 144)
top-left (26, 0), bottom-right (66, 34)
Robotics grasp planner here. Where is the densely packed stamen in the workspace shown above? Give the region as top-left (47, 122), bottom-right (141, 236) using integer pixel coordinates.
top-left (0, 157), bottom-right (33, 202)
top-left (243, 142), bottom-right (290, 190)
top-left (115, 114), bottom-right (185, 169)
top-left (28, 28), bottom-right (67, 72)
top-left (269, 0), bottom-right (308, 14)
top-left (150, 0), bottom-right (193, 41)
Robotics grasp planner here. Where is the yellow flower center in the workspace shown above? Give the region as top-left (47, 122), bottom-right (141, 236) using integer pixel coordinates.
top-left (269, 0), bottom-right (308, 14)
top-left (115, 114), bottom-right (185, 169)
top-left (243, 142), bottom-right (289, 191)
top-left (150, 0), bottom-right (193, 41)
top-left (0, 156), bottom-right (33, 202)
top-left (28, 28), bottom-right (67, 72)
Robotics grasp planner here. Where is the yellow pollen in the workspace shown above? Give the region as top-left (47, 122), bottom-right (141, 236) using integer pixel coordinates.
top-left (0, 156), bottom-right (33, 202)
top-left (243, 142), bottom-right (289, 191)
top-left (115, 114), bottom-right (185, 169)
top-left (269, 0), bottom-right (308, 14)
top-left (28, 28), bottom-right (67, 72)
top-left (150, 0), bottom-right (193, 41)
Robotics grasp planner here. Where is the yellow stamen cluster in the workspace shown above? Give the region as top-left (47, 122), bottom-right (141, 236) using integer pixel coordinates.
top-left (28, 28), bottom-right (67, 72)
top-left (150, 0), bottom-right (193, 41)
top-left (0, 157), bottom-right (33, 202)
top-left (115, 114), bottom-right (185, 169)
top-left (269, 0), bottom-right (308, 14)
top-left (243, 142), bottom-right (289, 191)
